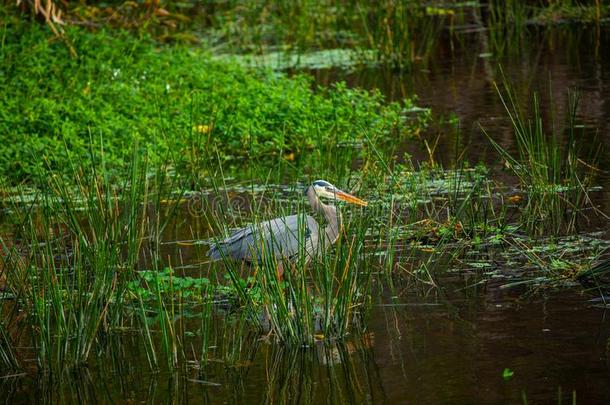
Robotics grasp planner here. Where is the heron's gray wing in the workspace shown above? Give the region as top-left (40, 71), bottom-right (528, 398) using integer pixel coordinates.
top-left (264, 215), bottom-right (321, 261)
top-left (207, 225), bottom-right (255, 261)
top-left (208, 214), bottom-right (319, 262)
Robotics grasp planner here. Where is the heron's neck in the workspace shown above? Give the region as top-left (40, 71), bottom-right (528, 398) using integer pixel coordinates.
top-left (306, 186), bottom-right (342, 244)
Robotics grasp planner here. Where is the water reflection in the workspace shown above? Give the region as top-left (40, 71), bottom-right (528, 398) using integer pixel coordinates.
top-left (366, 290), bottom-right (610, 404)
top-left (2, 286), bottom-right (610, 404)
top-left (1, 331), bottom-right (386, 404)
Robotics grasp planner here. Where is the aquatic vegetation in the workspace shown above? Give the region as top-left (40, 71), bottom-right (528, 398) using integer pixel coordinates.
top-left (485, 0), bottom-right (608, 27)
top-left (536, 1), bottom-right (609, 24)
top-left (366, 158), bottom-right (509, 245)
top-left (0, 149), bottom-right (156, 371)
top-left (576, 256), bottom-right (610, 299)
top-left (128, 268), bottom-right (213, 302)
top-left (172, 1), bottom-right (608, 68)
top-left (0, 322), bottom-right (18, 372)
top-left (215, 48), bottom-right (378, 71)
top-left (0, 22), bottom-right (425, 184)
top-left (452, 231), bottom-right (610, 293)
top-left (1, 2), bottom-right (610, 401)
top-left (0, 146), bottom-right (214, 372)
top-left (483, 80), bottom-right (598, 235)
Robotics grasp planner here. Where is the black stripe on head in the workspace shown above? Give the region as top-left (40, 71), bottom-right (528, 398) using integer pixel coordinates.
top-left (312, 180), bottom-right (332, 188)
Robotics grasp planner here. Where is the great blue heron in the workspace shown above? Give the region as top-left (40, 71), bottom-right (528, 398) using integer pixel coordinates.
top-left (207, 180), bottom-right (367, 275)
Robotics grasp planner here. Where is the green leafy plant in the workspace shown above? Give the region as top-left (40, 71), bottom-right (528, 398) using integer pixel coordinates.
top-left (0, 22), bottom-right (425, 185)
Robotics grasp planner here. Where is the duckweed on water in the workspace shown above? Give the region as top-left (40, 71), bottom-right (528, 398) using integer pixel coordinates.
top-left (214, 48), bottom-right (378, 71)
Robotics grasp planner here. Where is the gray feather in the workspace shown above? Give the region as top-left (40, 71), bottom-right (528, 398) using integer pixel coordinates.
top-left (208, 214), bottom-right (323, 263)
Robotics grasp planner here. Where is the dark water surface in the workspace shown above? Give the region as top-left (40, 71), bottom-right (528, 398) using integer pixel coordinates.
top-left (4, 26), bottom-right (610, 404)
top-left (3, 285), bottom-right (610, 403)
top-left (312, 26), bottom-right (610, 219)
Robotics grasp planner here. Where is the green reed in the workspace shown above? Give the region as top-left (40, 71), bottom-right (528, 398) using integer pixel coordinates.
top-left (0, 322), bottom-right (18, 371)
top-left (483, 79), bottom-right (596, 235)
top-left (204, 0), bottom-right (444, 70)
top-left (0, 246), bottom-right (19, 371)
top-left (354, 0), bottom-right (444, 69)
top-left (1, 154), bottom-right (138, 369)
top-left (487, 0), bottom-right (529, 28)
top-left (0, 143), bottom-right (190, 372)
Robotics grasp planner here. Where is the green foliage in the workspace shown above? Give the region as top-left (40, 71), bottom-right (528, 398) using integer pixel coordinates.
top-left (0, 22), bottom-right (421, 184)
top-left (128, 268), bottom-right (211, 301)
top-left (0, 322), bottom-right (18, 371)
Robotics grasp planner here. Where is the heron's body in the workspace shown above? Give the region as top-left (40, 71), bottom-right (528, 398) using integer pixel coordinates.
top-left (207, 181), bottom-right (365, 269)
top-left (207, 214), bottom-right (323, 263)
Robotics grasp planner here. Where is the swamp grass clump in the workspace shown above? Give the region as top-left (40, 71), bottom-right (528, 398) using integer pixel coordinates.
top-left (483, 81), bottom-right (598, 236)
top-left (0, 146), bottom-right (223, 372)
top-left (0, 149), bottom-right (156, 371)
top-left (455, 231), bottom-right (610, 296)
top-left (576, 256), bottom-right (610, 298)
top-left (365, 155), bottom-right (509, 246)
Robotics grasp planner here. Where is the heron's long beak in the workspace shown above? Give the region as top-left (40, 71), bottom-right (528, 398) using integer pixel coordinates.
top-left (335, 189), bottom-right (368, 206)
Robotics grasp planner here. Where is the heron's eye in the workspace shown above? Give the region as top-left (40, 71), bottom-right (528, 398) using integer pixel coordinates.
top-left (325, 186), bottom-right (334, 192)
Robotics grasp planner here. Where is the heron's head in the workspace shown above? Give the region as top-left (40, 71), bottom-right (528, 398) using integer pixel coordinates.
top-left (310, 180), bottom-right (368, 206)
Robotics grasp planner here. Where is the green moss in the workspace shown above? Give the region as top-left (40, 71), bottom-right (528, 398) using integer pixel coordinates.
top-left (0, 22), bottom-right (423, 183)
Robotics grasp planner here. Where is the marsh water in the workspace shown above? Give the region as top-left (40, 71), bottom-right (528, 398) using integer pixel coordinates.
top-left (311, 26), bottom-right (610, 216)
top-left (4, 26), bottom-right (610, 404)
